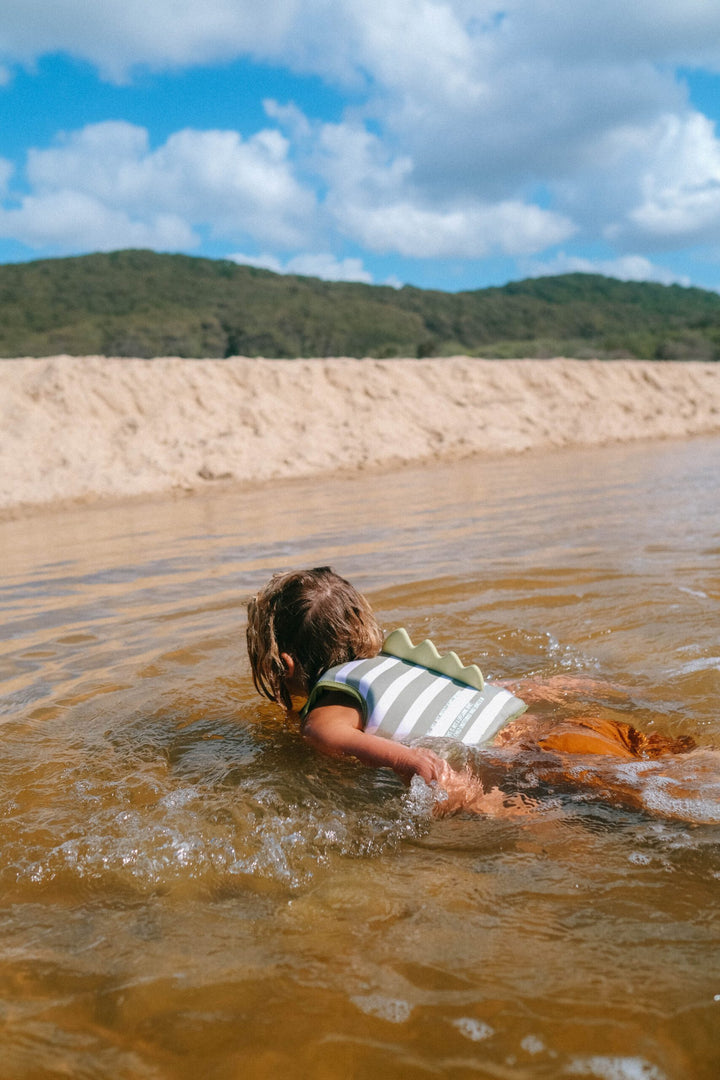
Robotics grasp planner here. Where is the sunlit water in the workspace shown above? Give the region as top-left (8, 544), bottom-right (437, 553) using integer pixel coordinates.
top-left (1, 437), bottom-right (719, 1080)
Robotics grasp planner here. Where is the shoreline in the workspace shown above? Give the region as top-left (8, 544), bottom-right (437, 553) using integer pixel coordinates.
top-left (3, 428), bottom-right (714, 526)
top-left (3, 354), bottom-right (720, 520)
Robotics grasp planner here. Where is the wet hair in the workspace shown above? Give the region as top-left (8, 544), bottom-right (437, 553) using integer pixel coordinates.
top-left (246, 566), bottom-right (383, 710)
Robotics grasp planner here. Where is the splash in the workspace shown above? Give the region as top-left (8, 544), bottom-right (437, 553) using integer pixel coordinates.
top-left (13, 769), bottom-right (436, 896)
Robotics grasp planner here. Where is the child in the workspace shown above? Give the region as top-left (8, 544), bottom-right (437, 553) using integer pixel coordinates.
top-left (246, 566), bottom-right (696, 815)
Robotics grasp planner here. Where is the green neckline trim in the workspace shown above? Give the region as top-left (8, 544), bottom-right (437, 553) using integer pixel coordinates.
top-left (381, 628), bottom-right (484, 691)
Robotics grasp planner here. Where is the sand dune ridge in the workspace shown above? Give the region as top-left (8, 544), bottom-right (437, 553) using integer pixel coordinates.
top-left (2, 355), bottom-right (720, 514)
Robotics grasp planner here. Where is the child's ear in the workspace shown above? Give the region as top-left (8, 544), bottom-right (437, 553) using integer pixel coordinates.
top-left (280, 653), bottom-right (295, 680)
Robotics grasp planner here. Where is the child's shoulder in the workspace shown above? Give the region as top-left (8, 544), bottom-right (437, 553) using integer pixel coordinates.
top-left (300, 689), bottom-right (365, 743)
top-left (300, 676), bottom-right (366, 722)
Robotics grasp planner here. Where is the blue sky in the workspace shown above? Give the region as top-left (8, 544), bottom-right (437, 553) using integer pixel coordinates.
top-left (2, 2), bottom-right (720, 292)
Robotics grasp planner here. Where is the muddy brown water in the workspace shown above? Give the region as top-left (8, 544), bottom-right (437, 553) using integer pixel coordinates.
top-left (1, 437), bottom-right (719, 1080)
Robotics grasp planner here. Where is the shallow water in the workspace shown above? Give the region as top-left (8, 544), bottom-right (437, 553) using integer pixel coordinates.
top-left (1, 437), bottom-right (719, 1080)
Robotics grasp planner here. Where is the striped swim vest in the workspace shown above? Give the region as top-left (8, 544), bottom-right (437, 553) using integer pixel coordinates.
top-left (301, 628), bottom-right (527, 746)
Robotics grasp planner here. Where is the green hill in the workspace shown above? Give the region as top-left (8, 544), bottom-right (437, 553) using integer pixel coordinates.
top-left (1, 249), bottom-right (719, 360)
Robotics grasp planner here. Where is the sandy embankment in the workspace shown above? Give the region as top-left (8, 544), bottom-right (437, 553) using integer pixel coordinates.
top-left (2, 354), bottom-right (720, 516)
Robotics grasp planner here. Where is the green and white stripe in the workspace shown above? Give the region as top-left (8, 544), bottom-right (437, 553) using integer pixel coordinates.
top-left (303, 653), bottom-right (526, 747)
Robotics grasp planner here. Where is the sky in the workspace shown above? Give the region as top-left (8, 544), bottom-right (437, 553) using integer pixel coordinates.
top-left (2, 2), bottom-right (720, 292)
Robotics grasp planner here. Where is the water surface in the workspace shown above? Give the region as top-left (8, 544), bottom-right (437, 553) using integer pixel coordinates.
top-left (1, 437), bottom-right (719, 1079)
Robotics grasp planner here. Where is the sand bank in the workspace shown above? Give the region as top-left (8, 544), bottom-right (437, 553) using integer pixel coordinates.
top-left (2, 354), bottom-right (720, 516)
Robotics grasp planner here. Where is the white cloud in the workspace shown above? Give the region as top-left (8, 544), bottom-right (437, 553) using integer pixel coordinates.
top-left (0, 0), bottom-right (371, 84)
top-left (0, 120), bottom-right (316, 253)
top-left (5, 1), bottom-right (720, 83)
top-left (312, 119), bottom-right (574, 257)
top-left (259, 5), bottom-right (720, 258)
top-left (496, 2), bottom-right (720, 69)
top-left (314, 121), bottom-right (414, 203)
top-left (335, 198), bottom-right (574, 258)
top-left (0, 1), bottom-right (291, 81)
top-left (263, 99), bottom-right (312, 140)
top-left (350, 0), bottom-right (478, 103)
top-left (5, 2), bottom-right (720, 268)
top-left (524, 252), bottom-right (692, 288)
top-left (543, 109), bottom-right (720, 251)
top-left (622, 113), bottom-right (720, 246)
top-left (0, 190), bottom-right (195, 253)
top-left (0, 158), bottom-right (13, 197)
top-left (230, 251), bottom-right (373, 283)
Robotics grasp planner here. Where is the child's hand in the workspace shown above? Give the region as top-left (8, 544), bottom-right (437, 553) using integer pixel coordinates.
top-left (429, 758), bottom-right (539, 819)
top-left (406, 747), bottom-right (446, 785)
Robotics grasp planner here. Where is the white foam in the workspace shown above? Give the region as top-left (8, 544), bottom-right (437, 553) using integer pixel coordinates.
top-left (673, 655), bottom-right (720, 675)
top-left (451, 1017), bottom-right (494, 1042)
top-left (640, 776), bottom-right (720, 824)
top-left (566, 1054), bottom-right (666, 1079)
top-left (521, 1034), bottom-right (546, 1055)
top-left (350, 995), bottom-right (412, 1023)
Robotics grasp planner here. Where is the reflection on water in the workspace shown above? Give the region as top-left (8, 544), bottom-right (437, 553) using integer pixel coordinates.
top-left (1, 437), bottom-right (719, 1079)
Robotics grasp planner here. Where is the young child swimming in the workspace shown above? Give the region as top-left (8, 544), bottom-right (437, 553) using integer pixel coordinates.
top-left (246, 566), bottom-right (696, 815)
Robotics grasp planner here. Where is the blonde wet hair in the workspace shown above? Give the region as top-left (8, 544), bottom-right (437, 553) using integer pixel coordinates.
top-left (246, 566), bottom-right (383, 710)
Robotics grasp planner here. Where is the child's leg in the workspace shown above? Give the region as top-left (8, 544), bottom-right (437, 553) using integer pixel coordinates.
top-left (534, 716), bottom-right (638, 758)
top-left (494, 712), bottom-right (695, 759)
top-left (494, 674), bottom-right (633, 709)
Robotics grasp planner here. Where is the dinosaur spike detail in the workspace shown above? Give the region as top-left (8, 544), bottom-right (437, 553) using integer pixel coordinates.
top-left (381, 628), bottom-right (484, 691)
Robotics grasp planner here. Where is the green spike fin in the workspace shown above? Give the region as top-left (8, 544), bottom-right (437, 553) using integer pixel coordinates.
top-left (381, 628), bottom-right (484, 691)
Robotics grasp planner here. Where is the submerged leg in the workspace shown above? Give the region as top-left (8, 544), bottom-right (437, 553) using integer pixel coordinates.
top-left (427, 711), bottom-right (701, 819)
top-left (494, 712), bottom-right (696, 760)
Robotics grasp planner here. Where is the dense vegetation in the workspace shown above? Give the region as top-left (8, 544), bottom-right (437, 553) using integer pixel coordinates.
top-left (1, 249), bottom-right (719, 360)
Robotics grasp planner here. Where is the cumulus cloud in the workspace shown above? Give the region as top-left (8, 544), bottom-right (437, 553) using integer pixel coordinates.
top-left (0, 108), bottom-right (576, 266)
top-left (620, 113), bottom-right (720, 247)
top-left (335, 198), bottom-right (573, 258)
top-left (0, 191), bottom-right (195, 253)
top-left (4, 2), bottom-right (720, 273)
top-left (495, 1), bottom-right (720, 69)
top-left (0, 0), bottom-right (371, 83)
top-left (0, 120), bottom-right (316, 254)
top-left (0, 1), bottom-right (291, 81)
top-left (5, 1), bottom-right (720, 84)
top-left (230, 251), bottom-right (373, 283)
top-left (534, 109), bottom-right (720, 253)
top-left (310, 118), bottom-right (574, 257)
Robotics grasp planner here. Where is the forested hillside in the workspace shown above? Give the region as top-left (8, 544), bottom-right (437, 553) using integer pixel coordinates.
top-left (1, 249), bottom-right (719, 359)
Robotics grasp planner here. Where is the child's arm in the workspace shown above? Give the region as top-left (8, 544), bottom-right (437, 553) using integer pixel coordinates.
top-left (302, 692), bottom-right (539, 818)
top-left (302, 691), bottom-right (445, 784)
